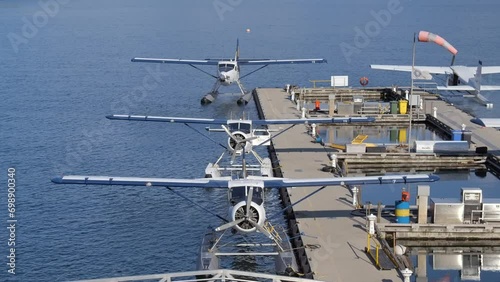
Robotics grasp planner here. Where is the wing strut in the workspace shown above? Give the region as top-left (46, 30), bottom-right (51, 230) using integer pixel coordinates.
top-left (239, 64), bottom-right (269, 80)
top-left (189, 64), bottom-right (218, 79)
top-left (184, 123), bottom-right (228, 150)
top-left (267, 186), bottom-right (327, 221)
top-left (254, 124), bottom-right (297, 147)
top-left (166, 187), bottom-right (229, 223)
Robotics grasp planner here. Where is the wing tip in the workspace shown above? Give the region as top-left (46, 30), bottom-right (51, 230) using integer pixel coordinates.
top-left (51, 176), bottom-right (63, 184)
top-left (429, 174), bottom-right (440, 182)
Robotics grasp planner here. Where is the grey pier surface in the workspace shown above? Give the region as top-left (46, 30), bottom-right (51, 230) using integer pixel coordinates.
top-left (254, 88), bottom-right (400, 282)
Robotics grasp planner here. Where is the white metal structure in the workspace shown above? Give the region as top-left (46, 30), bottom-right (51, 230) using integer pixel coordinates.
top-left (71, 268), bottom-right (326, 282)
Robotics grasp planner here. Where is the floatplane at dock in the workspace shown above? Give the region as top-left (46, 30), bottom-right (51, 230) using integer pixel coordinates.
top-left (105, 114), bottom-right (376, 177)
top-left (53, 112), bottom-right (439, 278)
top-left (131, 39), bottom-right (326, 105)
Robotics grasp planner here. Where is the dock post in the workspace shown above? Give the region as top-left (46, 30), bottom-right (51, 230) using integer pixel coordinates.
top-left (291, 90), bottom-right (295, 101)
top-left (328, 94), bottom-right (335, 117)
top-left (377, 202), bottom-right (382, 223)
top-left (417, 185), bottom-right (430, 224)
top-left (311, 123), bottom-right (317, 137)
top-left (301, 107), bottom-right (306, 119)
top-left (433, 107), bottom-right (437, 118)
top-left (416, 250), bottom-right (428, 282)
top-left (296, 99), bottom-right (301, 111)
top-left (367, 214), bottom-right (376, 235)
top-left (401, 268), bottom-right (413, 282)
top-left (352, 186), bottom-right (359, 208)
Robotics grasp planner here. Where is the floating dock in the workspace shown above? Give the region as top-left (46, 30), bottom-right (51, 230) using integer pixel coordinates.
top-left (253, 87), bottom-right (500, 281)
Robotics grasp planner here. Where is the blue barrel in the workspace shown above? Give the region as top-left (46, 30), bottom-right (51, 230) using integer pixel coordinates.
top-left (451, 130), bottom-right (462, 141)
top-left (395, 200), bottom-right (410, 223)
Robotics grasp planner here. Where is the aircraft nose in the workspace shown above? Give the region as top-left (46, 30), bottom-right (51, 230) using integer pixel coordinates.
top-left (219, 72), bottom-right (228, 81)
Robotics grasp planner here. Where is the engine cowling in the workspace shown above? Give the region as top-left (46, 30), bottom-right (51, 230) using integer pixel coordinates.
top-left (229, 201), bottom-right (266, 233)
top-left (227, 131), bottom-right (253, 155)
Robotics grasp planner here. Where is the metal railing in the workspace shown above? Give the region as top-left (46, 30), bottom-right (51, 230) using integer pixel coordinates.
top-left (73, 269), bottom-right (326, 282)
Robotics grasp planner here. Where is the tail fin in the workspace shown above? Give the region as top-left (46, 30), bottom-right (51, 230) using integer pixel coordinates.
top-left (475, 60), bottom-right (483, 94)
top-left (234, 38), bottom-right (240, 61)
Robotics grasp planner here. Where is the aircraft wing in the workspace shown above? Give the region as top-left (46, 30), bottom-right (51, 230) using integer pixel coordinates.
top-left (131, 58), bottom-right (219, 65)
top-left (239, 59), bottom-right (327, 65)
top-left (253, 117), bottom-right (375, 125)
top-left (106, 115), bottom-right (229, 125)
top-left (256, 174), bottom-right (439, 187)
top-left (370, 65), bottom-right (450, 74)
top-left (52, 175), bottom-right (231, 188)
top-left (106, 115), bottom-right (375, 125)
top-left (53, 174), bottom-right (439, 188)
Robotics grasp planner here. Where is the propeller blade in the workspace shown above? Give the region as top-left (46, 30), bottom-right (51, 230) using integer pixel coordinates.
top-left (249, 219), bottom-right (273, 239)
top-left (221, 125), bottom-right (238, 142)
top-left (215, 218), bottom-right (245, 232)
top-left (241, 136), bottom-right (257, 143)
top-left (246, 187), bottom-right (254, 217)
top-left (230, 150), bottom-right (237, 165)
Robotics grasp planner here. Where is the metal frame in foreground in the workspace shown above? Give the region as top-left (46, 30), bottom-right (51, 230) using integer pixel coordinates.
top-left (73, 269), bottom-right (325, 282)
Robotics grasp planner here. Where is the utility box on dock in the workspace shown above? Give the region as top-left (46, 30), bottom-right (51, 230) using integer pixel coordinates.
top-left (414, 140), bottom-right (469, 153)
top-left (430, 198), bottom-right (464, 224)
top-left (462, 188), bottom-right (482, 224)
top-left (482, 199), bottom-right (500, 222)
top-left (336, 102), bottom-right (354, 115)
top-left (345, 144), bottom-right (366, 153)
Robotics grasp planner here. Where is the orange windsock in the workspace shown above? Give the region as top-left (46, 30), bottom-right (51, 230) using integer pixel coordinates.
top-left (418, 31), bottom-right (458, 55)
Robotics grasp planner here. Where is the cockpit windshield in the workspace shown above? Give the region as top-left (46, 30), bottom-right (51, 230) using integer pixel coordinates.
top-left (229, 186), bottom-right (263, 205)
top-left (228, 122), bottom-right (251, 134)
top-left (218, 63), bottom-right (236, 72)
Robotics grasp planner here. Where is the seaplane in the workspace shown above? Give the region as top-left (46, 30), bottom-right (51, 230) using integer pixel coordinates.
top-left (106, 114), bottom-right (376, 177)
top-left (371, 60), bottom-right (500, 108)
top-left (52, 168), bottom-right (439, 274)
top-left (131, 39), bottom-right (326, 105)
top-left (53, 113), bottom-right (439, 275)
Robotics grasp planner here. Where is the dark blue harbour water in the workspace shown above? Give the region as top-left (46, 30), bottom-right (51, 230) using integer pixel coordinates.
top-left (1, 1), bottom-right (500, 281)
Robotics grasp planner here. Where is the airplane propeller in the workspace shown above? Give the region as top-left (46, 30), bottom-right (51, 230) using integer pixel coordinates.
top-left (221, 124), bottom-right (257, 164)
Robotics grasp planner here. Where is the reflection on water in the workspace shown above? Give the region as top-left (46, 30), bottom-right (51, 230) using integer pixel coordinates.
top-left (318, 124), bottom-right (445, 145)
top-left (410, 247), bottom-right (500, 282)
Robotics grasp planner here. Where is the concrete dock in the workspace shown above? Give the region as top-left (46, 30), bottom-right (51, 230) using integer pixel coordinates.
top-left (253, 87), bottom-right (500, 282)
top-left (254, 88), bottom-right (402, 282)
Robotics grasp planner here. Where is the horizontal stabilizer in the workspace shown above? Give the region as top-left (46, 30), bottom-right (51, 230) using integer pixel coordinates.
top-left (437, 85), bottom-right (500, 91)
top-left (479, 85), bottom-right (500, 91)
top-left (482, 66), bottom-right (500, 74)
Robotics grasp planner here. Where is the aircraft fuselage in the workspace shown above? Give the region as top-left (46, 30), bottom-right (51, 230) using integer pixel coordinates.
top-left (217, 61), bottom-right (239, 86)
